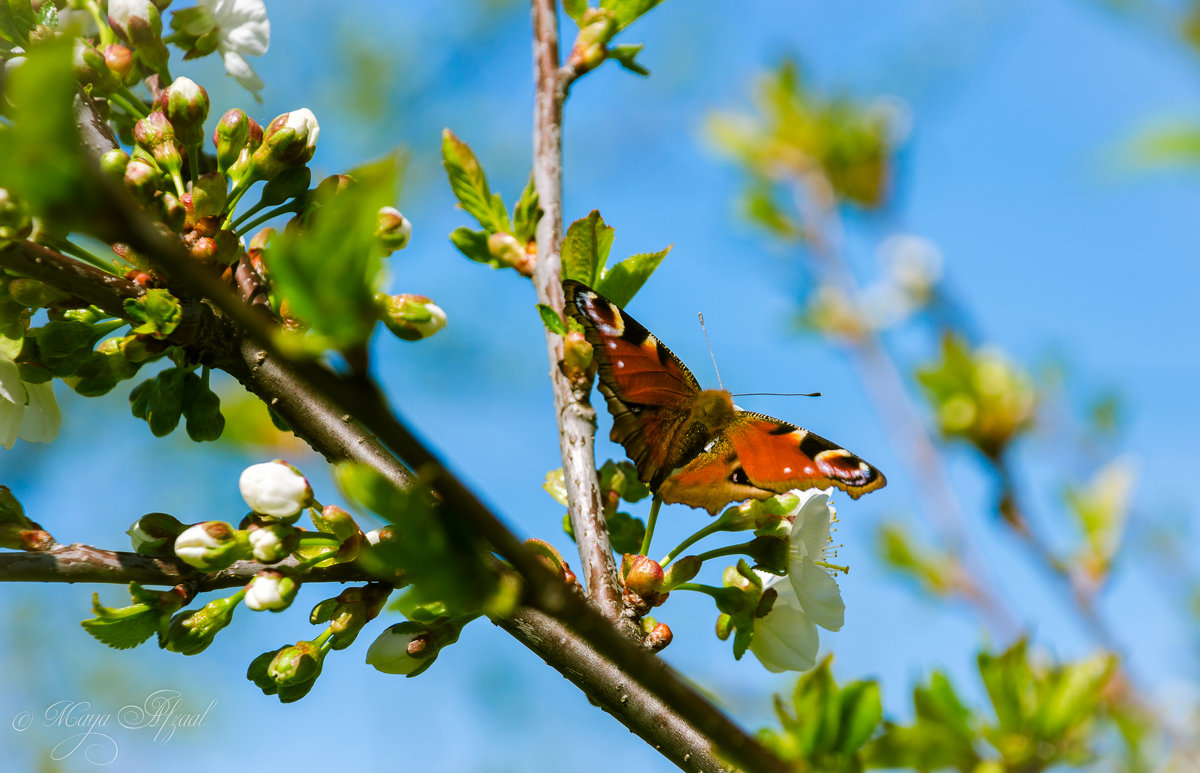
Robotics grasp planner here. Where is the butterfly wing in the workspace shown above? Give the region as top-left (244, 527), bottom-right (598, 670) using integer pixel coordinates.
top-left (658, 412), bottom-right (887, 514)
top-left (564, 280), bottom-right (708, 486)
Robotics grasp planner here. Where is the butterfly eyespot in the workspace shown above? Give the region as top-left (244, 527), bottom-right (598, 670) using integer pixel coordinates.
top-left (729, 468), bottom-right (750, 486)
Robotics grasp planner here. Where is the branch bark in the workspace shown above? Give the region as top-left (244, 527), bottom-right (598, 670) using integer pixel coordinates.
top-left (530, 0), bottom-right (629, 627)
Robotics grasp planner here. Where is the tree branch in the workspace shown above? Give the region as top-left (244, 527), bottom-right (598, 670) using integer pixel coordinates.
top-left (530, 0), bottom-right (629, 627)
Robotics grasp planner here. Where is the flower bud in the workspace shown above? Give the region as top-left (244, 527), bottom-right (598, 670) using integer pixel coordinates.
top-left (623, 554), bottom-right (665, 604)
top-left (268, 640), bottom-right (324, 686)
top-left (375, 206), bottom-right (411, 255)
top-left (104, 44), bottom-right (134, 82)
top-left (100, 148), bottom-right (130, 182)
top-left (213, 108), bottom-right (250, 175)
top-left (124, 158), bottom-right (160, 201)
top-left (73, 42), bottom-right (117, 91)
top-left (239, 460), bottom-right (313, 521)
top-left (165, 77), bottom-right (209, 146)
top-left (133, 111), bottom-right (182, 175)
top-left (247, 522), bottom-right (297, 563)
top-left (173, 521), bottom-right (250, 571)
top-left (251, 108), bottom-right (320, 181)
top-left (662, 555), bottom-right (702, 590)
top-left (561, 329), bottom-right (592, 382)
top-left (160, 595), bottom-right (239, 655)
top-left (365, 622), bottom-right (438, 676)
top-left (127, 511), bottom-right (185, 555)
top-left (376, 293), bottom-right (447, 341)
top-left (108, 0), bottom-right (168, 72)
top-left (160, 191), bottom-right (186, 231)
top-left (244, 570), bottom-right (298, 612)
top-left (745, 535), bottom-right (789, 575)
top-left (645, 621), bottom-right (672, 652)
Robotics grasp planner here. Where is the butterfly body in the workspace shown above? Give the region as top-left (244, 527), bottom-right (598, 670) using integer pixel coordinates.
top-left (564, 280), bottom-right (885, 514)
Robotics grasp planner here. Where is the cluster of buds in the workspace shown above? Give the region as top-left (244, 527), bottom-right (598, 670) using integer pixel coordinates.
top-left (620, 554), bottom-right (700, 619)
top-left (248, 639), bottom-right (327, 703)
top-left (713, 560), bottom-right (778, 660)
top-left (309, 583), bottom-right (391, 649)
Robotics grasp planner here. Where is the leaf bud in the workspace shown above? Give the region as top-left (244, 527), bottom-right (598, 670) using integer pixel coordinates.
top-left (160, 594), bottom-right (239, 655)
top-left (127, 511), bottom-right (186, 555)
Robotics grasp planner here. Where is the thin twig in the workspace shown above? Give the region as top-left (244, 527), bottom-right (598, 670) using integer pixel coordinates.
top-left (530, 0), bottom-right (629, 628)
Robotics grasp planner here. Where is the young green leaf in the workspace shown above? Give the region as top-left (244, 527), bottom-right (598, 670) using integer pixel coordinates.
top-left (561, 210), bottom-right (614, 285)
top-left (124, 289), bottom-right (183, 339)
top-left (562, 0), bottom-right (588, 25)
top-left (595, 245), bottom-right (670, 307)
top-left (442, 129), bottom-right (511, 233)
top-left (599, 0), bottom-right (665, 31)
top-left (537, 303), bottom-right (566, 336)
top-left (512, 173), bottom-right (542, 244)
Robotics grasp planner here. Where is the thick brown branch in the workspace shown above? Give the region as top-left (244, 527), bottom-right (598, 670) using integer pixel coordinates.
top-left (531, 0), bottom-right (629, 629)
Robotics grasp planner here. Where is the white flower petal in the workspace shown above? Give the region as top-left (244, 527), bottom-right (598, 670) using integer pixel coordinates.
top-left (220, 50), bottom-right (264, 98)
top-left (18, 381), bottom-right (60, 444)
top-left (751, 586), bottom-right (819, 673)
top-left (790, 564), bottom-right (845, 632)
top-left (0, 356), bottom-right (27, 406)
top-left (0, 400), bottom-right (21, 449)
top-left (239, 460), bottom-right (312, 518)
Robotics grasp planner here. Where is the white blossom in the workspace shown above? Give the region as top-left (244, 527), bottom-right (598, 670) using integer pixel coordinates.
top-left (0, 357), bottom-right (60, 450)
top-left (197, 0), bottom-right (270, 100)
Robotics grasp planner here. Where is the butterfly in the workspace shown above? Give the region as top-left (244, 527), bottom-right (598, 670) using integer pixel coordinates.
top-left (564, 280), bottom-right (886, 515)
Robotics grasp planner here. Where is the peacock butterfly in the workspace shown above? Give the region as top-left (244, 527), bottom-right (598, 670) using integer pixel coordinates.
top-left (564, 280), bottom-right (886, 515)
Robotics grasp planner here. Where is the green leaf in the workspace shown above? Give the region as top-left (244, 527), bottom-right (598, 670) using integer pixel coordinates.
top-left (599, 0), bottom-right (664, 30)
top-left (80, 586), bottom-right (163, 650)
top-left (146, 367), bottom-right (185, 437)
top-left (0, 1), bottom-right (38, 46)
top-left (512, 173), bottom-right (542, 244)
top-left (441, 129), bottom-right (511, 233)
top-left (0, 297), bottom-right (26, 359)
top-left (449, 226), bottom-right (499, 267)
top-left (561, 210), bottom-right (614, 286)
top-left (607, 510), bottom-right (646, 556)
top-left (265, 156), bottom-right (397, 353)
top-left (124, 289), bottom-right (182, 339)
top-left (978, 639), bottom-right (1034, 733)
top-left (608, 43), bottom-right (649, 76)
top-left (35, 319), bottom-right (115, 376)
top-left (836, 680), bottom-right (882, 754)
top-left (537, 303), bottom-right (566, 335)
top-left (182, 371), bottom-right (225, 442)
top-left (563, 0), bottom-right (588, 24)
top-left (70, 347), bottom-right (139, 397)
top-left (915, 670), bottom-right (974, 740)
top-left (595, 244), bottom-right (670, 307)
top-left (1037, 653), bottom-right (1115, 739)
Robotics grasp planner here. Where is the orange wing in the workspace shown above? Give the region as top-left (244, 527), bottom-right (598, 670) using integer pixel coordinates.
top-left (565, 280), bottom-right (710, 486)
top-left (658, 412), bottom-right (887, 515)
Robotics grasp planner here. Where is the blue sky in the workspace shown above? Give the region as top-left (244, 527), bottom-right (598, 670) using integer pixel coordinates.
top-left (2, 1), bottom-right (1199, 770)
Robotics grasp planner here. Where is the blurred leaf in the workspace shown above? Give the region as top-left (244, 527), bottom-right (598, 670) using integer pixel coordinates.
top-left (563, 0), bottom-right (588, 25)
top-left (449, 226), bottom-right (500, 267)
top-left (124, 289), bottom-right (182, 339)
top-left (595, 245), bottom-right (670, 308)
top-left (876, 521), bottom-right (958, 597)
top-left (561, 210), bottom-right (614, 286)
top-left (600, 0), bottom-right (664, 31)
top-left (608, 43), bottom-right (649, 76)
top-left (338, 463), bottom-right (501, 617)
top-left (266, 157), bottom-right (397, 353)
top-left (0, 2), bottom-right (37, 46)
top-left (1065, 458), bottom-right (1137, 583)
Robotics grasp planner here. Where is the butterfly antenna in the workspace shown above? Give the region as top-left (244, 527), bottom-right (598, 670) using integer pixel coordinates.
top-left (698, 312), bottom-right (724, 391)
top-left (731, 391), bottom-right (823, 398)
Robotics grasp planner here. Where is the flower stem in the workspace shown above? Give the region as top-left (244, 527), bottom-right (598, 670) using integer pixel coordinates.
top-left (692, 540), bottom-right (756, 565)
top-left (115, 87), bottom-right (149, 119)
top-left (638, 495), bottom-right (662, 557)
top-left (34, 235), bottom-right (117, 274)
top-left (671, 582), bottom-right (722, 599)
top-left (235, 203), bottom-right (300, 236)
top-left (660, 519), bottom-right (730, 567)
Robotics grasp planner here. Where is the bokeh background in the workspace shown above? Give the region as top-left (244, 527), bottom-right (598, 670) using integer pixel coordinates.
top-left (2, 0), bottom-right (1199, 769)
